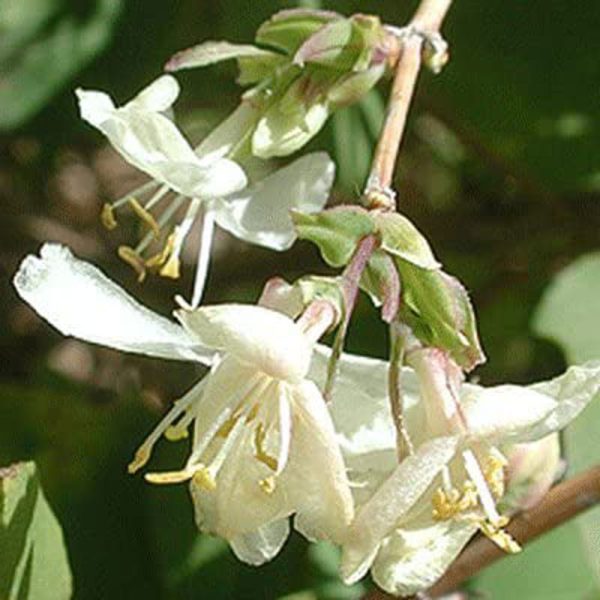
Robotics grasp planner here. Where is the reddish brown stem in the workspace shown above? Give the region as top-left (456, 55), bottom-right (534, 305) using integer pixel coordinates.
top-left (366, 0), bottom-right (453, 200)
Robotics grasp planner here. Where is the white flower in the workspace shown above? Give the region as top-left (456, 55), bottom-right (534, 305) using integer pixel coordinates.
top-left (77, 76), bottom-right (334, 307)
top-left (320, 346), bottom-right (600, 596)
top-left (13, 244), bottom-right (353, 564)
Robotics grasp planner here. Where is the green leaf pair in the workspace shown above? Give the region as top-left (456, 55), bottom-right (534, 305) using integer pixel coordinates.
top-left (166, 8), bottom-right (395, 160)
top-left (292, 206), bottom-right (485, 370)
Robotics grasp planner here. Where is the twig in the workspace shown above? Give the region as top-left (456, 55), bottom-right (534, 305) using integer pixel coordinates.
top-left (365, 0), bottom-right (453, 204)
top-left (362, 466), bottom-right (600, 599)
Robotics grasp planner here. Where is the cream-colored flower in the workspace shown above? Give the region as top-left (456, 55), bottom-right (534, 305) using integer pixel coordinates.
top-left (14, 244), bottom-right (353, 564)
top-left (77, 76), bottom-right (334, 306)
top-left (320, 346), bottom-right (600, 596)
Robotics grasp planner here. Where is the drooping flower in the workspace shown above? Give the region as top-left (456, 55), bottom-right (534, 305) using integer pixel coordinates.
top-left (13, 244), bottom-right (353, 564)
top-left (77, 75), bottom-right (335, 306)
top-left (321, 346), bottom-right (600, 596)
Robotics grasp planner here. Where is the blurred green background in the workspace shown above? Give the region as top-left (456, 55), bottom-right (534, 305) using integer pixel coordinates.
top-left (1, 1), bottom-right (599, 598)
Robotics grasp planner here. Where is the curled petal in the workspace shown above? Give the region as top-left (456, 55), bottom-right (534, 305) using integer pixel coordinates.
top-left (176, 304), bottom-right (312, 383)
top-left (340, 436), bottom-right (458, 585)
top-left (229, 519), bottom-right (290, 566)
top-left (126, 74), bottom-right (180, 113)
top-left (76, 78), bottom-right (247, 199)
top-left (13, 244), bottom-right (208, 362)
top-left (370, 521), bottom-right (477, 596)
top-left (285, 380), bottom-right (354, 543)
top-left (461, 383), bottom-right (557, 443)
top-left (213, 152), bottom-right (334, 251)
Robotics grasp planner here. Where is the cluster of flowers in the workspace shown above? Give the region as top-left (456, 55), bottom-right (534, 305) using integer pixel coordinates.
top-left (13, 9), bottom-right (600, 597)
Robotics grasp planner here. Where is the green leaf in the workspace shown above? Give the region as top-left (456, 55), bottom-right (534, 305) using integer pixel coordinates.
top-left (360, 250), bottom-right (400, 323)
top-left (532, 251), bottom-right (600, 588)
top-left (256, 9), bottom-right (341, 55)
top-left (397, 262), bottom-right (485, 370)
top-left (0, 0), bottom-right (123, 130)
top-left (327, 65), bottom-right (385, 107)
top-left (331, 105), bottom-right (373, 192)
top-left (292, 207), bottom-right (375, 268)
top-left (373, 212), bottom-right (441, 270)
top-left (0, 462), bottom-right (72, 600)
top-left (533, 252), bottom-right (600, 364)
top-left (165, 40), bottom-right (282, 72)
top-left (251, 73), bottom-right (331, 158)
top-left (293, 18), bottom-right (354, 69)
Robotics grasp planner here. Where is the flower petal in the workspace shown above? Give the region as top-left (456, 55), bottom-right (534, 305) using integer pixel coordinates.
top-left (525, 362), bottom-right (600, 441)
top-left (252, 98), bottom-right (330, 159)
top-left (75, 88), bottom-right (115, 128)
top-left (340, 436), bottom-right (458, 585)
top-left (126, 74), bottom-right (180, 113)
top-left (77, 79), bottom-right (247, 199)
top-left (13, 244), bottom-right (207, 362)
top-left (463, 362), bottom-right (600, 444)
top-left (284, 380), bottom-right (354, 543)
top-left (461, 383), bottom-right (558, 443)
top-left (370, 521), bottom-right (477, 596)
top-left (176, 304), bottom-right (312, 382)
top-left (212, 152), bottom-right (334, 250)
top-left (195, 102), bottom-right (259, 162)
top-left (314, 346), bottom-right (421, 458)
top-left (229, 519), bottom-right (290, 566)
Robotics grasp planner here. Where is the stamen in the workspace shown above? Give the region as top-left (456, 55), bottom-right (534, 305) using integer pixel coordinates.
top-left (164, 406), bottom-right (195, 441)
top-left (432, 481), bottom-right (478, 521)
top-left (463, 449), bottom-right (502, 526)
top-left (101, 203), bottom-right (118, 230)
top-left (127, 197), bottom-right (161, 238)
top-left (112, 180), bottom-right (159, 210)
top-left (477, 517), bottom-right (521, 554)
top-left (184, 373), bottom-right (265, 468)
top-left (144, 184), bottom-right (171, 212)
top-left (144, 233), bottom-right (176, 270)
top-left (135, 195), bottom-right (185, 255)
top-left (484, 452), bottom-right (508, 499)
top-left (145, 463), bottom-right (215, 490)
top-left (190, 208), bottom-right (215, 309)
top-left (276, 387), bottom-right (292, 476)
top-left (160, 198), bottom-right (202, 279)
top-left (127, 379), bottom-right (206, 474)
top-left (259, 476), bottom-right (276, 495)
top-left (118, 246), bottom-right (147, 282)
top-left (254, 423), bottom-right (278, 471)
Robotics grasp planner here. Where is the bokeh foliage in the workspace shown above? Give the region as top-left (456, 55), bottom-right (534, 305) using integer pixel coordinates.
top-left (0, 1), bottom-right (598, 598)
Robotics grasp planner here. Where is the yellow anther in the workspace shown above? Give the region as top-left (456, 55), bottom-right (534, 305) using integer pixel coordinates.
top-left (145, 464), bottom-right (216, 491)
top-left (101, 203), bottom-right (118, 230)
top-left (128, 446), bottom-right (151, 474)
top-left (259, 476), bottom-right (276, 495)
top-left (164, 425), bottom-right (189, 441)
top-left (216, 414), bottom-right (240, 439)
top-left (159, 254), bottom-right (181, 279)
top-left (484, 454), bottom-right (507, 499)
top-left (245, 403), bottom-right (260, 423)
top-left (128, 197), bottom-right (160, 238)
top-left (144, 233), bottom-right (176, 270)
top-left (192, 467), bottom-right (217, 492)
top-left (145, 469), bottom-right (194, 485)
top-left (118, 246), bottom-right (146, 282)
top-left (254, 424), bottom-right (278, 472)
top-left (477, 518), bottom-right (521, 554)
top-left (432, 482), bottom-right (479, 521)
